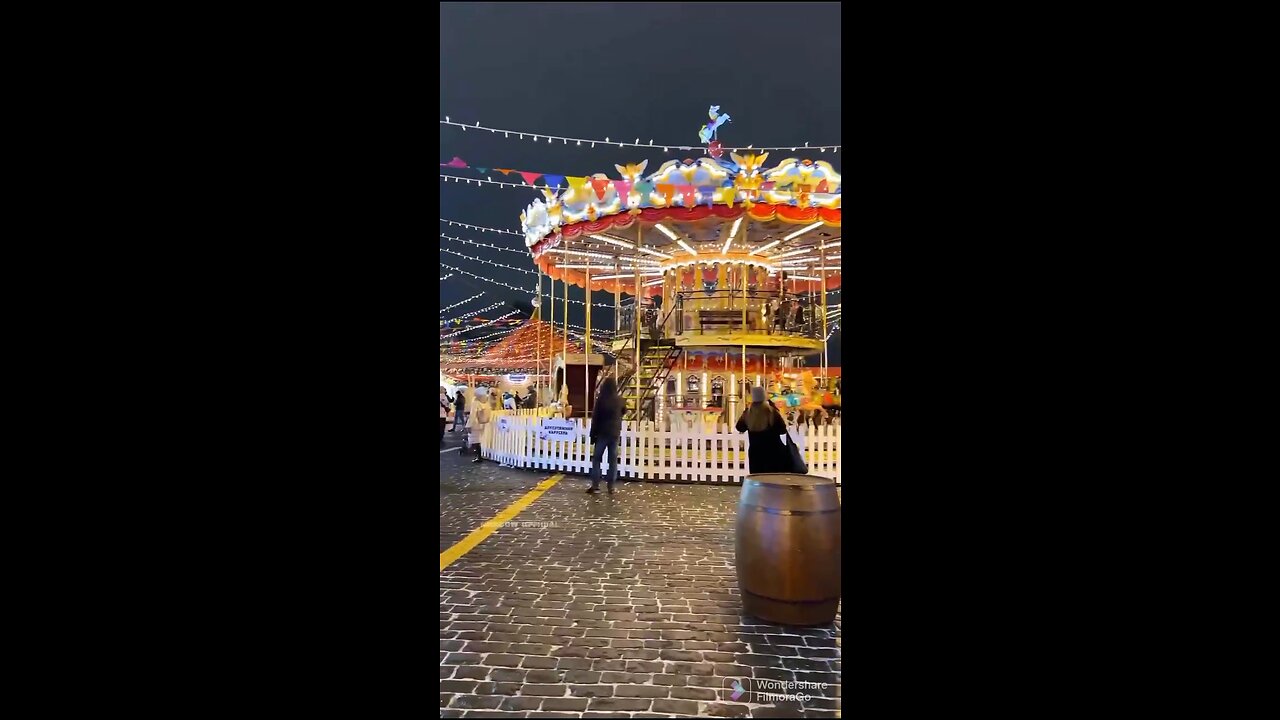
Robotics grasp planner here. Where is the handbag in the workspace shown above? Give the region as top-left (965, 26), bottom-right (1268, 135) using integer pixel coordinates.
top-left (785, 428), bottom-right (808, 474)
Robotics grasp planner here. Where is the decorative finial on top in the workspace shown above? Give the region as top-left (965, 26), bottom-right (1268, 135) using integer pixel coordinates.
top-left (698, 105), bottom-right (731, 151)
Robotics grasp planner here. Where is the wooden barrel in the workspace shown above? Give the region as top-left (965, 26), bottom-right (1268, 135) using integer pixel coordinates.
top-left (736, 473), bottom-right (841, 626)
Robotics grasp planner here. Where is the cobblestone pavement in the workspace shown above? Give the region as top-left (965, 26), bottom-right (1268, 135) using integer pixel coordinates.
top-left (440, 459), bottom-right (841, 718)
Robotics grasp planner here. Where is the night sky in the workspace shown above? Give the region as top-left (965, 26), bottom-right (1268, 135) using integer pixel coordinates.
top-left (440, 2), bottom-right (842, 365)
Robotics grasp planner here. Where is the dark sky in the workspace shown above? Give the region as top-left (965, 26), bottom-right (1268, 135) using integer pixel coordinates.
top-left (440, 2), bottom-right (842, 364)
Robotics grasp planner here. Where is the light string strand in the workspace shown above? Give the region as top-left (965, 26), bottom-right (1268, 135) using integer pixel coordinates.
top-left (440, 310), bottom-right (522, 339)
top-left (440, 233), bottom-right (528, 255)
top-left (440, 300), bottom-right (508, 324)
top-left (440, 292), bottom-right (485, 314)
top-left (440, 218), bottom-right (522, 236)
top-left (440, 117), bottom-right (839, 153)
top-left (441, 247), bottom-right (537, 275)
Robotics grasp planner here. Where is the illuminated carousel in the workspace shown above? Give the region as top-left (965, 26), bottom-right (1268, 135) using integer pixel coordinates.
top-left (521, 115), bottom-right (841, 427)
top-left (478, 109), bottom-right (842, 484)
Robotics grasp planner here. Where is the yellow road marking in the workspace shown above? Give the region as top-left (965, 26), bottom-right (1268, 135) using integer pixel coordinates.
top-left (439, 473), bottom-right (564, 572)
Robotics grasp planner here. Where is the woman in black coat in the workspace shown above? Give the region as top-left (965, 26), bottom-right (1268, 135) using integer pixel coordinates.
top-left (735, 386), bottom-right (790, 474)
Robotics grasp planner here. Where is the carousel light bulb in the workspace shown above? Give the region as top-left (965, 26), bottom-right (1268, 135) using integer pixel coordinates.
top-left (750, 239), bottom-right (781, 255)
top-left (677, 239), bottom-right (698, 256)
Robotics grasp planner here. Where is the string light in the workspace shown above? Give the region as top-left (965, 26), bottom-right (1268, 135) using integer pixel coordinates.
top-left (440, 300), bottom-right (508, 324)
top-left (440, 263), bottom-right (614, 307)
top-left (439, 218), bottom-right (522, 236)
top-left (439, 118), bottom-right (841, 153)
top-left (440, 247), bottom-right (537, 275)
top-left (440, 273), bottom-right (454, 281)
top-left (441, 292), bottom-right (485, 314)
top-left (441, 174), bottom-right (557, 190)
top-left (440, 233), bottom-right (528, 255)
top-left (440, 310), bottom-right (522, 338)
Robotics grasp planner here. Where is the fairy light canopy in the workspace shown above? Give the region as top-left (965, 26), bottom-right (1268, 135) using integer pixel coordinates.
top-left (518, 113), bottom-right (842, 298)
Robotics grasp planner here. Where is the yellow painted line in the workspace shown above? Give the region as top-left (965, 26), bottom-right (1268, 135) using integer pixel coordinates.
top-left (439, 473), bottom-right (564, 572)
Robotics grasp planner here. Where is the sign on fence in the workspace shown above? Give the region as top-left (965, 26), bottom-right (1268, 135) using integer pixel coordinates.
top-left (539, 419), bottom-right (577, 440)
top-left (497, 417), bottom-right (510, 433)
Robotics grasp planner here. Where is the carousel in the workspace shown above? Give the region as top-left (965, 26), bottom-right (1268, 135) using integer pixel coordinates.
top-left (521, 110), bottom-right (842, 429)
top-left (476, 109), bottom-right (842, 483)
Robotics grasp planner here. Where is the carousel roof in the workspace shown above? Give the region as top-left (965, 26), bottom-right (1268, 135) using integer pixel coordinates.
top-left (519, 152), bottom-right (842, 297)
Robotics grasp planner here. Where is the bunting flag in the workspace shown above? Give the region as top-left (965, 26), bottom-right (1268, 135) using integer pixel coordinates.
top-left (678, 185), bottom-right (697, 207)
top-left (475, 167), bottom-right (488, 174)
top-left (441, 156), bottom-right (468, 168)
top-left (519, 171), bottom-right (542, 186)
top-left (613, 180), bottom-right (632, 199)
top-left (656, 183), bottom-right (675, 205)
top-left (590, 177), bottom-right (611, 200)
top-left (634, 179), bottom-right (654, 198)
top-left (543, 174), bottom-right (565, 189)
top-left (699, 186), bottom-right (717, 207)
top-left (495, 168), bottom-right (514, 175)
top-left (567, 176), bottom-right (589, 193)
top-left (815, 179), bottom-right (828, 193)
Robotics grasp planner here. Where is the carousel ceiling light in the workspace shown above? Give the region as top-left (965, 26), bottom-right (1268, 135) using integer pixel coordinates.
top-left (676, 239), bottom-right (699, 256)
top-left (730, 217), bottom-right (743, 238)
top-left (750, 239), bottom-right (782, 255)
top-left (783, 222), bottom-right (825, 242)
top-left (771, 247), bottom-right (813, 260)
top-left (636, 246), bottom-right (674, 260)
top-left (819, 241), bottom-right (842, 250)
top-left (595, 272), bottom-right (663, 280)
top-left (654, 224), bottom-right (679, 241)
top-left (643, 278), bottom-right (665, 286)
top-left (789, 275), bottom-right (821, 281)
top-left (548, 248), bottom-right (613, 259)
top-left (557, 264), bottom-right (642, 269)
top-left (721, 236), bottom-right (733, 255)
top-left (588, 234), bottom-right (634, 249)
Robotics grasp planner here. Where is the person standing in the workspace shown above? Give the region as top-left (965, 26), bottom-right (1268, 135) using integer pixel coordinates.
top-left (735, 386), bottom-right (789, 474)
top-left (465, 395), bottom-right (492, 463)
top-left (587, 378), bottom-right (623, 494)
top-left (452, 387), bottom-right (466, 432)
top-left (439, 386), bottom-right (451, 447)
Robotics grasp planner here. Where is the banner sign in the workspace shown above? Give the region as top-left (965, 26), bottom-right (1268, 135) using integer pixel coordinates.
top-left (539, 419), bottom-right (577, 440)
top-left (507, 374), bottom-right (527, 383)
top-left (498, 417), bottom-right (511, 433)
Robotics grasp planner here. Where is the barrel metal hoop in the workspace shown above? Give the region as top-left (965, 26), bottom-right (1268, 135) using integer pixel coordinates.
top-left (745, 481), bottom-right (832, 491)
top-left (739, 505), bottom-right (839, 516)
top-left (741, 587), bottom-right (842, 605)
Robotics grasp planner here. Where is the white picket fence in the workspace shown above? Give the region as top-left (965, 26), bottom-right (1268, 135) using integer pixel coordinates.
top-left (480, 411), bottom-right (841, 485)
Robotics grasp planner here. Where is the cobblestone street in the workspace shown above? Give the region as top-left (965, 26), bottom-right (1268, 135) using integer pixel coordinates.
top-left (439, 443), bottom-right (841, 718)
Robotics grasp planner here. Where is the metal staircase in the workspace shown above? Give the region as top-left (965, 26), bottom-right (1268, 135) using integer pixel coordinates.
top-left (595, 303), bottom-right (683, 421)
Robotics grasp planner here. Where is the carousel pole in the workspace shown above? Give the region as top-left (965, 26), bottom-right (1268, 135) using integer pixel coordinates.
top-left (634, 223), bottom-right (642, 419)
top-left (563, 268), bottom-right (568, 375)
top-left (584, 263), bottom-right (591, 418)
top-left (536, 269), bottom-right (542, 405)
top-left (820, 240), bottom-right (828, 387)
top-left (548, 274), bottom-right (555, 405)
top-left (742, 261), bottom-right (748, 391)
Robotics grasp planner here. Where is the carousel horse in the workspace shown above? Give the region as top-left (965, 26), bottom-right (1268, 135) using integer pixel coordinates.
top-left (698, 105), bottom-right (731, 144)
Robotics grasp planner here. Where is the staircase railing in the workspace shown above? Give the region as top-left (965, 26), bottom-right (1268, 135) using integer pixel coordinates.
top-left (593, 302), bottom-right (681, 414)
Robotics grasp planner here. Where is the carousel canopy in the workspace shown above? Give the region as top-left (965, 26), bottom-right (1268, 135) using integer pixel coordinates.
top-left (520, 153), bottom-right (841, 297)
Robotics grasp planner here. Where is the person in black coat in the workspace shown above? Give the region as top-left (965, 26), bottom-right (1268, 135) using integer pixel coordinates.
top-left (588, 378), bottom-right (624, 494)
top-left (735, 386), bottom-right (789, 474)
